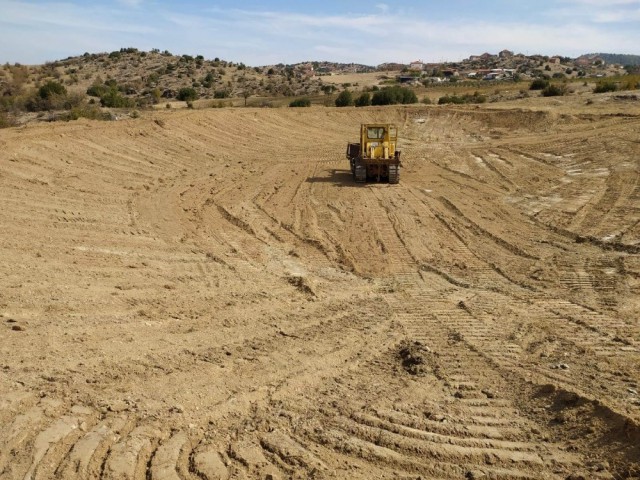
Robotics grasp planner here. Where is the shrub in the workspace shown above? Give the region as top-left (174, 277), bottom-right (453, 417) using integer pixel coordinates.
top-left (289, 98), bottom-right (311, 107)
top-left (66, 104), bottom-right (110, 121)
top-left (25, 83), bottom-right (70, 111)
top-left (177, 87), bottom-right (198, 101)
top-left (542, 84), bottom-right (566, 97)
top-left (354, 92), bottom-right (371, 107)
top-left (371, 86), bottom-right (417, 105)
top-left (530, 79), bottom-right (550, 90)
top-left (202, 72), bottom-right (215, 88)
top-left (422, 97), bottom-right (432, 105)
top-left (39, 81), bottom-right (66, 99)
top-left (63, 92), bottom-right (86, 110)
top-left (438, 92), bottom-right (486, 104)
top-left (321, 85), bottom-right (336, 95)
top-left (0, 111), bottom-right (16, 128)
top-left (86, 84), bottom-right (109, 97)
top-left (214, 90), bottom-right (229, 99)
top-left (622, 75), bottom-right (640, 90)
top-left (335, 90), bottom-right (353, 107)
top-left (593, 81), bottom-right (617, 93)
top-left (100, 89), bottom-right (134, 107)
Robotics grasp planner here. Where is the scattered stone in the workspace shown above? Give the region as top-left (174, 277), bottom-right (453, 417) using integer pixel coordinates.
top-left (287, 275), bottom-right (316, 297)
top-left (107, 400), bottom-right (129, 413)
top-left (481, 389), bottom-right (495, 399)
top-left (628, 388), bottom-right (637, 395)
top-left (466, 470), bottom-right (486, 479)
top-left (11, 325), bottom-right (25, 331)
top-left (484, 453), bottom-right (497, 465)
top-left (170, 404), bottom-right (184, 414)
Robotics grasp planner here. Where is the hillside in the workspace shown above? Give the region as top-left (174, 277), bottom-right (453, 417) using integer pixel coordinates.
top-left (1, 47), bottom-right (639, 129)
top-left (583, 53), bottom-right (640, 66)
top-left (1, 49), bottom-right (330, 105)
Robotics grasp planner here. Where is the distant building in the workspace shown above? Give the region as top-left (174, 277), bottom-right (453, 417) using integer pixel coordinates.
top-left (575, 55), bottom-right (605, 67)
top-left (409, 60), bottom-right (425, 71)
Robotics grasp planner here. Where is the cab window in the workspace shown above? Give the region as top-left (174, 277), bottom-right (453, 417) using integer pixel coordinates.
top-left (367, 127), bottom-right (385, 139)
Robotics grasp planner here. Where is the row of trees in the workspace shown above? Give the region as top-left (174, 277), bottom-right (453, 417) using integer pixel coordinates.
top-left (334, 86), bottom-right (418, 107)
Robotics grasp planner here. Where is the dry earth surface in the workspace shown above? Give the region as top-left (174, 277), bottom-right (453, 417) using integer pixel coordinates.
top-left (1, 93), bottom-right (639, 480)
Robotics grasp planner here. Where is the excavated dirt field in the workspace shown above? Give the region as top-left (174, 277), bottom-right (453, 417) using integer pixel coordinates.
top-left (1, 96), bottom-right (639, 479)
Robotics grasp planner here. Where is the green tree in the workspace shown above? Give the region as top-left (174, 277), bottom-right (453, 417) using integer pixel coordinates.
top-left (354, 92), bottom-right (371, 107)
top-left (177, 87), bottom-right (198, 101)
top-left (289, 98), bottom-right (311, 107)
top-left (593, 81), bottom-right (617, 93)
top-left (335, 90), bottom-right (353, 107)
top-left (371, 86), bottom-right (417, 105)
top-left (542, 84), bottom-right (566, 97)
top-left (529, 79), bottom-right (550, 90)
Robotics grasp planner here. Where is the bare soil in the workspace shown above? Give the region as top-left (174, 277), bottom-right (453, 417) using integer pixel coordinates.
top-left (1, 93), bottom-right (639, 480)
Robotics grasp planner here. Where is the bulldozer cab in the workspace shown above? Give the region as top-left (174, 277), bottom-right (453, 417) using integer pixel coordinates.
top-left (361, 124), bottom-right (397, 160)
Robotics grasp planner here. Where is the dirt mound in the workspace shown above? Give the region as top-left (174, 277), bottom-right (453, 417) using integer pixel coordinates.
top-left (397, 340), bottom-right (432, 375)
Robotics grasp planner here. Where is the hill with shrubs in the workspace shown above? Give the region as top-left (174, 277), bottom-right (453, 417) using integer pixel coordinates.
top-left (1, 47), bottom-right (639, 127)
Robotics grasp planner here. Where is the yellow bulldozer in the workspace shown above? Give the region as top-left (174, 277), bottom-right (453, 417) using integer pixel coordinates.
top-left (346, 123), bottom-right (401, 184)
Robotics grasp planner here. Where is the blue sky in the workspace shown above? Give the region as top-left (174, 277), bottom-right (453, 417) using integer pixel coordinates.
top-left (1, 0), bottom-right (639, 65)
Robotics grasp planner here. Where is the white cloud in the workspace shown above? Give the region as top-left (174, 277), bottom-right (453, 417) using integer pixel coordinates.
top-left (0, 1), bottom-right (155, 33)
top-left (551, 0), bottom-right (640, 23)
